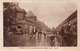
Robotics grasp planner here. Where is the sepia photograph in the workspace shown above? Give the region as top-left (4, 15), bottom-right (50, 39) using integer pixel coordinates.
top-left (3, 1), bottom-right (77, 47)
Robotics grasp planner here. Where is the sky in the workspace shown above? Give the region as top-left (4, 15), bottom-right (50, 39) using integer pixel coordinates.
top-left (18, 0), bottom-right (76, 28)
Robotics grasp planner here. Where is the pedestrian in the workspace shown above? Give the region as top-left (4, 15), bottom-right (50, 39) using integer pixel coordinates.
top-left (44, 32), bottom-right (46, 39)
top-left (49, 35), bottom-right (55, 46)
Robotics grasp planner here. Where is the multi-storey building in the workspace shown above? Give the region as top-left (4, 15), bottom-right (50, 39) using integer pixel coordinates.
top-left (3, 2), bottom-right (37, 46)
top-left (56, 10), bottom-right (77, 46)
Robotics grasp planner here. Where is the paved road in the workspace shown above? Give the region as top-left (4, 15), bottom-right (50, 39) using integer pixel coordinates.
top-left (6, 33), bottom-right (61, 47)
top-left (35, 34), bottom-right (50, 47)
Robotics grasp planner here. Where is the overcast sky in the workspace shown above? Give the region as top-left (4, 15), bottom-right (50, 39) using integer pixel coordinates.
top-left (18, 0), bottom-right (76, 28)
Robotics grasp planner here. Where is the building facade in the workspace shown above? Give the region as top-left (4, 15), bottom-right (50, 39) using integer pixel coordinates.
top-left (3, 2), bottom-right (37, 46)
top-left (56, 10), bottom-right (77, 46)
